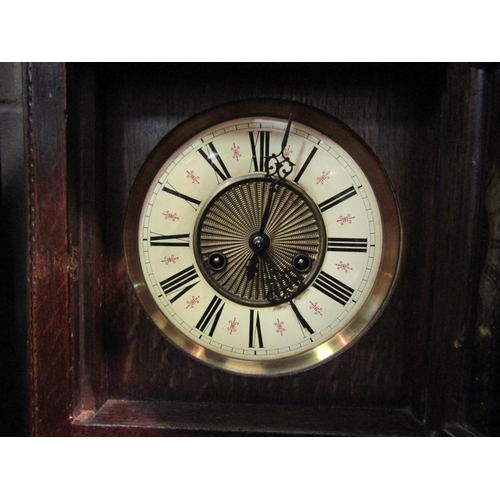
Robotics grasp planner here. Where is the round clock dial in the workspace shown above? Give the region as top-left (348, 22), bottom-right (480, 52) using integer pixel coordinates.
top-left (124, 100), bottom-right (401, 376)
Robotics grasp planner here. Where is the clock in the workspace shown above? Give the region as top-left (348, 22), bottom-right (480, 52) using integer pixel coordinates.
top-left (123, 99), bottom-right (401, 376)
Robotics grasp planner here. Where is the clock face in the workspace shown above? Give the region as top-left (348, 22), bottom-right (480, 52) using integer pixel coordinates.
top-left (124, 100), bottom-right (401, 376)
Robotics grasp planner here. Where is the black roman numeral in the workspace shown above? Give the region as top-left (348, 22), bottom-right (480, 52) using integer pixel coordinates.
top-left (159, 265), bottom-right (199, 303)
top-left (313, 271), bottom-right (354, 306)
top-left (198, 142), bottom-right (231, 182)
top-left (290, 301), bottom-right (314, 334)
top-left (249, 130), bottom-right (270, 172)
top-left (162, 186), bottom-right (201, 207)
top-left (318, 186), bottom-right (357, 212)
top-left (293, 146), bottom-right (318, 183)
top-left (196, 296), bottom-right (225, 337)
top-left (248, 310), bottom-right (264, 348)
top-left (327, 237), bottom-right (368, 252)
top-left (150, 234), bottom-right (190, 247)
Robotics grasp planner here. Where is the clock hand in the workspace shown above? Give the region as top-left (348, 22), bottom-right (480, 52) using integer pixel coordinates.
top-left (262, 251), bottom-right (302, 303)
top-left (245, 252), bottom-right (259, 280)
top-left (259, 179), bottom-right (278, 234)
top-left (246, 179), bottom-right (278, 280)
top-left (280, 113), bottom-right (293, 157)
top-left (247, 114), bottom-right (294, 281)
top-left (266, 114), bottom-right (295, 180)
top-left (259, 114), bottom-right (293, 234)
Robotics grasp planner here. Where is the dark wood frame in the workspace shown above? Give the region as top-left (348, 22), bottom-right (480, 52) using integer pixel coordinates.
top-left (26, 62), bottom-right (500, 436)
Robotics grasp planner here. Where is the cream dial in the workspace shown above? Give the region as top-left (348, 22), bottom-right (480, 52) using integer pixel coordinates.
top-left (124, 101), bottom-right (400, 376)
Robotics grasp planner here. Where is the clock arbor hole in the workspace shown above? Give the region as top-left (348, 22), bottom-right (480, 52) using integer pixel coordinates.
top-left (292, 254), bottom-right (312, 273)
top-left (208, 252), bottom-right (228, 271)
top-left (249, 232), bottom-right (270, 252)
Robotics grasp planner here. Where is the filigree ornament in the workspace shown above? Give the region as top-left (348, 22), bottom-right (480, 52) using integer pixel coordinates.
top-left (264, 113), bottom-right (295, 181)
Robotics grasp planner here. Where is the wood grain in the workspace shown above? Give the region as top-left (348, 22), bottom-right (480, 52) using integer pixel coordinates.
top-left (74, 399), bottom-right (424, 436)
top-left (26, 62), bottom-right (499, 435)
top-left (27, 63), bottom-right (72, 436)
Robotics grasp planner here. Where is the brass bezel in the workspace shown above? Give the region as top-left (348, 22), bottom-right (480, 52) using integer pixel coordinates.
top-left (123, 99), bottom-right (402, 377)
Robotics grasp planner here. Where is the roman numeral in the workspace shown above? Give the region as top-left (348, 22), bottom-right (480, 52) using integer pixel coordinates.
top-left (150, 234), bottom-right (190, 247)
top-left (198, 142), bottom-right (231, 182)
top-left (196, 296), bottom-right (225, 337)
top-left (290, 301), bottom-right (314, 334)
top-left (162, 186), bottom-right (201, 207)
top-left (318, 186), bottom-right (357, 212)
top-left (249, 130), bottom-right (270, 172)
top-left (248, 310), bottom-right (264, 348)
top-left (293, 146), bottom-right (318, 183)
top-left (313, 271), bottom-right (354, 306)
top-left (327, 237), bottom-right (368, 252)
top-left (159, 265), bottom-right (199, 303)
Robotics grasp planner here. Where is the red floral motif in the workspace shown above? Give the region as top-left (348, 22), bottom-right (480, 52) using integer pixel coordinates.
top-left (163, 211), bottom-right (179, 221)
top-left (231, 143), bottom-right (241, 161)
top-left (161, 254), bottom-right (179, 265)
top-left (283, 145), bottom-right (293, 158)
top-left (227, 317), bottom-right (239, 334)
top-left (274, 319), bottom-right (285, 336)
top-left (316, 171), bottom-right (331, 185)
top-left (336, 261), bottom-right (353, 273)
top-left (186, 295), bottom-right (200, 309)
top-left (186, 170), bottom-right (200, 184)
top-left (309, 301), bottom-right (323, 316)
top-left (336, 214), bottom-right (355, 225)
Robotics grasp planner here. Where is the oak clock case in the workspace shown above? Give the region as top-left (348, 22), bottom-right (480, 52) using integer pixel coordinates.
top-left (123, 100), bottom-right (401, 376)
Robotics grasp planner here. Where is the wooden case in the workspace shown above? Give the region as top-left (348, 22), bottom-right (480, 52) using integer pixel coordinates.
top-left (26, 62), bottom-right (500, 436)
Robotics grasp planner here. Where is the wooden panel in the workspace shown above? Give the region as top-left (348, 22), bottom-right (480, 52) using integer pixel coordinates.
top-left (66, 64), bottom-right (108, 415)
top-left (74, 400), bottom-right (424, 436)
top-left (425, 64), bottom-right (500, 435)
top-left (465, 65), bottom-right (500, 435)
top-left (27, 63), bottom-right (72, 436)
top-left (26, 62), bottom-right (499, 435)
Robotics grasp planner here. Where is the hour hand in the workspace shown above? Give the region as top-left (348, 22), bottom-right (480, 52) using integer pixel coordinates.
top-left (245, 232), bottom-right (270, 280)
top-left (262, 252), bottom-right (302, 303)
top-left (246, 181), bottom-right (277, 280)
top-left (246, 252), bottom-right (259, 280)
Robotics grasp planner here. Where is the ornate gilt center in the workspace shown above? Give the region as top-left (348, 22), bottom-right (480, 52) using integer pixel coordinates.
top-left (194, 174), bottom-right (326, 307)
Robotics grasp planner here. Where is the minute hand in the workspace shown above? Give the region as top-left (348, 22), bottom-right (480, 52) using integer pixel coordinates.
top-left (260, 179), bottom-right (278, 234)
